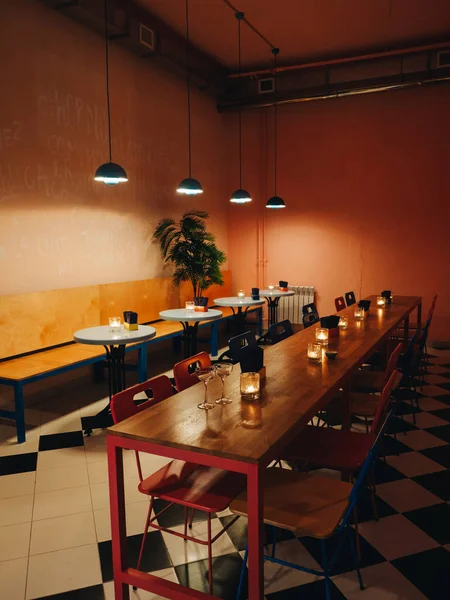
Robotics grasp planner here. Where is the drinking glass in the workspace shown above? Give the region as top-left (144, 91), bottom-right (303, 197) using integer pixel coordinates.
top-left (215, 363), bottom-right (233, 404)
top-left (196, 366), bottom-right (216, 410)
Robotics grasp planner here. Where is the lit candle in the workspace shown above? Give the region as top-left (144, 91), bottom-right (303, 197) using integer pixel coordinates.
top-left (377, 296), bottom-right (386, 308)
top-left (338, 316), bottom-right (349, 329)
top-left (109, 316), bottom-right (121, 332)
top-left (268, 283), bottom-right (275, 291)
top-left (185, 301), bottom-right (195, 312)
top-left (237, 289), bottom-right (245, 300)
top-left (315, 328), bottom-right (329, 345)
top-left (240, 372), bottom-right (260, 401)
top-left (307, 342), bottom-right (322, 362)
top-left (354, 306), bottom-right (365, 320)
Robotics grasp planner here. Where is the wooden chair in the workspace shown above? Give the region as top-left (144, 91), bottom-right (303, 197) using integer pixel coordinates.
top-left (335, 296), bottom-right (346, 312)
top-left (345, 291), bottom-right (356, 306)
top-left (111, 376), bottom-right (245, 594)
top-left (351, 342), bottom-right (402, 394)
top-left (173, 351), bottom-right (212, 392)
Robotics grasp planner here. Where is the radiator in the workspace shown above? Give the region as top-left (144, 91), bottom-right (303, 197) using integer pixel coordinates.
top-left (277, 286), bottom-right (316, 325)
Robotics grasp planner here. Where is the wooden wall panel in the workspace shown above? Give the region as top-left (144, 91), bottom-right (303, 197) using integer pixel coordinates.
top-left (0, 286), bottom-right (100, 359)
top-left (99, 278), bottom-right (179, 325)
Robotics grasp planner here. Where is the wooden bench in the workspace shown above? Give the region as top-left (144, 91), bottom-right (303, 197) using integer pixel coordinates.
top-left (0, 273), bottom-right (262, 443)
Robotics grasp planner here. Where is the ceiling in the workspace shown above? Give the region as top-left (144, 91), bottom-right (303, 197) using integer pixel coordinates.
top-left (136, 0), bottom-right (450, 71)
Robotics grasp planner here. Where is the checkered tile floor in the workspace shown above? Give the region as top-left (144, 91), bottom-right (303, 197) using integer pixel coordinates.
top-left (2, 351), bottom-right (450, 599)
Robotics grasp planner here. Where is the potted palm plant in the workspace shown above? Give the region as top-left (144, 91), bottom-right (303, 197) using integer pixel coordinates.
top-left (153, 209), bottom-right (226, 307)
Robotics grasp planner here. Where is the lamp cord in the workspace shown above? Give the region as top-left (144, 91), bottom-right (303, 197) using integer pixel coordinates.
top-left (104, 0), bottom-right (112, 162)
top-left (185, 0), bottom-right (192, 177)
top-left (237, 15), bottom-right (242, 188)
top-left (272, 48), bottom-right (279, 196)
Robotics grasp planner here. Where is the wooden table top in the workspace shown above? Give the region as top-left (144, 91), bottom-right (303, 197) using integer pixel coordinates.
top-left (108, 295), bottom-right (421, 465)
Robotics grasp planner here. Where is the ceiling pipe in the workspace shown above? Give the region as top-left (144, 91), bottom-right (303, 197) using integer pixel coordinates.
top-left (228, 40), bottom-right (450, 79)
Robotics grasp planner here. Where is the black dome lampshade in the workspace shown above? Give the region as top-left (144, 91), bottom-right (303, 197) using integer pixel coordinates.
top-left (266, 48), bottom-right (286, 209)
top-left (178, 0), bottom-right (203, 196)
top-left (94, 0), bottom-right (127, 185)
top-left (230, 12), bottom-right (252, 205)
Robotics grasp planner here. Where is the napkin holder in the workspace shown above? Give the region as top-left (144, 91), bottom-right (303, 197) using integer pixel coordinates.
top-left (358, 300), bottom-right (371, 312)
top-left (123, 311), bottom-right (138, 331)
top-left (240, 344), bottom-right (265, 381)
top-left (381, 290), bottom-right (392, 305)
top-left (251, 287), bottom-right (260, 300)
top-left (320, 315), bottom-right (340, 338)
top-left (279, 280), bottom-right (289, 292)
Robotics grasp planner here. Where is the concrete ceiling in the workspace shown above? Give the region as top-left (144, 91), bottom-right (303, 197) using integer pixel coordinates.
top-left (136, 0), bottom-right (450, 71)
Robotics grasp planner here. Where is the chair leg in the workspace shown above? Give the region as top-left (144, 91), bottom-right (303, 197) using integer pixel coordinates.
top-left (370, 472), bottom-right (379, 521)
top-left (271, 526), bottom-right (278, 558)
top-left (136, 496), bottom-right (154, 576)
top-left (353, 506), bottom-right (361, 562)
top-left (189, 508), bottom-right (195, 529)
top-left (347, 527), bottom-right (364, 590)
top-left (183, 506), bottom-right (189, 539)
top-left (236, 547), bottom-right (248, 600)
top-left (207, 513), bottom-right (213, 594)
top-left (320, 539), bottom-right (331, 600)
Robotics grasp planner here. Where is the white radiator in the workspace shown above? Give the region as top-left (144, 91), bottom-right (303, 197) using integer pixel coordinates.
top-left (277, 286), bottom-right (316, 325)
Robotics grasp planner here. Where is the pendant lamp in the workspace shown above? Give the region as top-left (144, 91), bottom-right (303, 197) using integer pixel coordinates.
top-left (94, 0), bottom-right (128, 185)
top-left (266, 48), bottom-right (285, 208)
top-left (230, 12), bottom-right (251, 204)
top-left (177, 0), bottom-right (203, 195)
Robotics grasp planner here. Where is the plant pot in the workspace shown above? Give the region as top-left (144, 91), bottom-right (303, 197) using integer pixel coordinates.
top-left (194, 296), bottom-right (209, 307)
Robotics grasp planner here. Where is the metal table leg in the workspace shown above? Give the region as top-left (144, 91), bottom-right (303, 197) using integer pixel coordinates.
top-left (266, 297), bottom-right (281, 327)
top-left (181, 321), bottom-right (200, 358)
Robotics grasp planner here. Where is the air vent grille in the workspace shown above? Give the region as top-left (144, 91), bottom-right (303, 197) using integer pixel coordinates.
top-left (139, 24), bottom-right (155, 51)
top-left (258, 78), bottom-right (275, 94)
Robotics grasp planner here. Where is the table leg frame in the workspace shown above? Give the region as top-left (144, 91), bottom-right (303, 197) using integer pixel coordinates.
top-left (107, 435), bottom-right (264, 600)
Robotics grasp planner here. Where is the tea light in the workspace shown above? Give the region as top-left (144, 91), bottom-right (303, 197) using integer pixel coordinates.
top-left (377, 296), bottom-right (386, 308)
top-left (237, 289), bottom-right (245, 300)
top-left (185, 301), bottom-right (195, 312)
top-left (109, 316), bottom-right (121, 332)
top-left (240, 372), bottom-right (260, 401)
top-left (307, 342), bottom-right (322, 362)
top-left (315, 328), bottom-right (329, 345)
top-left (268, 283), bottom-right (275, 291)
top-left (354, 306), bottom-right (365, 320)
top-left (338, 316), bottom-right (349, 329)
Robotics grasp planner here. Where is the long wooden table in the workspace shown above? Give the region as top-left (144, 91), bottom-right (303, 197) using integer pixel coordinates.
top-left (107, 295), bottom-right (421, 600)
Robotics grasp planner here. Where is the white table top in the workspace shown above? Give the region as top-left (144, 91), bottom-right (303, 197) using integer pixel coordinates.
top-left (213, 297), bottom-right (265, 308)
top-left (74, 325), bottom-right (156, 346)
top-left (159, 308), bottom-right (222, 322)
top-left (259, 289), bottom-right (295, 298)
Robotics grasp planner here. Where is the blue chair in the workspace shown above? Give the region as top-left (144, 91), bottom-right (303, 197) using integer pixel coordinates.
top-left (345, 291), bottom-right (356, 306)
top-left (302, 302), bottom-right (318, 315)
top-left (231, 426), bottom-right (388, 599)
top-left (302, 310), bottom-right (320, 329)
top-left (259, 319), bottom-right (294, 345)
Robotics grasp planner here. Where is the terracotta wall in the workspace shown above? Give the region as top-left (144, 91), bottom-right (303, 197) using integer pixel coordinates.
top-left (0, 0), bottom-right (229, 295)
top-left (227, 86), bottom-right (450, 338)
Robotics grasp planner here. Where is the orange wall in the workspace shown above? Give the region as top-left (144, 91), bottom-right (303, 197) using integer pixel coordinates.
top-left (0, 0), bottom-right (228, 295)
top-left (227, 86), bottom-right (450, 339)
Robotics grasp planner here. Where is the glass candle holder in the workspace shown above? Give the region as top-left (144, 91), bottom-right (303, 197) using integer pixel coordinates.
top-left (338, 315), bottom-right (349, 329)
top-left (354, 306), bottom-right (365, 320)
top-left (240, 372), bottom-right (260, 401)
top-left (185, 301), bottom-right (195, 312)
top-left (315, 328), bottom-right (329, 345)
top-left (237, 289), bottom-right (245, 300)
top-left (307, 342), bottom-right (322, 362)
top-left (109, 316), bottom-right (121, 332)
top-left (377, 296), bottom-right (386, 308)
top-left (268, 283), bottom-right (275, 291)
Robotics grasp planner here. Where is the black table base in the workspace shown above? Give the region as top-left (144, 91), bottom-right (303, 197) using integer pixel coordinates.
top-left (230, 306), bottom-right (252, 335)
top-left (82, 344), bottom-right (126, 436)
top-left (266, 297), bottom-right (282, 327)
top-left (181, 322), bottom-right (200, 358)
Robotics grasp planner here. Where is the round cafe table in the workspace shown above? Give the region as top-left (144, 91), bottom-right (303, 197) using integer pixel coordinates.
top-left (259, 289), bottom-right (295, 326)
top-left (213, 297), bottom-right (265, 334)
top-left (159, 308), bottom-right (222, 359)
top-left (74, 324), bottom-right (156, 433)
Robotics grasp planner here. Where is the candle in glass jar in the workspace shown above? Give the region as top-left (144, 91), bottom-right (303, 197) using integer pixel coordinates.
top-left (354, 306), bottom-right (365, 320)
top-left (268, 283), bottom-right (275, 291)
top-left (338, 316), bottom-right (349, 329)
top-left (307, 342), bottom-right (322, 361)
top-left (185, 301), bottom-right (195, 312)
top-left (240, 372), bottom-right (260, 400)
top-left (237, 289), bottom-right (245, 300)
top-left (377, 296), bottom-right (386, 308)
top-left (109, 316), bottom-right (121, 332)
top-left (315, 328), bottom-right (329, 345)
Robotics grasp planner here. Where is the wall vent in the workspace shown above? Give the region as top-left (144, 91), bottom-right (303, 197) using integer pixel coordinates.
top-left (139, 24), bottom-right (155, 51)
top-left (258, 78), bottom-right (275, 94)
top-left (437, 50), bottom-right (450, 68)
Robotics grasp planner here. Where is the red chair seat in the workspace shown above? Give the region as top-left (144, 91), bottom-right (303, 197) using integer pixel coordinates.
top-left (139, 461), bottom-right (246, 513)
top-left (282, 425), bottom-right (373, 471)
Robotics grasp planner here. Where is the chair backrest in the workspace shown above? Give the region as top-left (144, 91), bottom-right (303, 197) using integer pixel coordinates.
top-left (302, 302), bottom-right (317, 315)
top-left (111, 375), bottom-right (174, 425)
top-left (370, 369), bottom-right (403, 435)
top-left (381, 342), bottom-right (402, 387)
top-left (228, 331), bottom-right (258, 364)
top-left (345, 291), bottom-right (356, 306)
top-left (427, 294), bottom-right (438, 323)
top-left (267, 320), bottom-right (294, 344)
top-left (335, 296), bottom-right (346, 312)
top-left (302, 311), bottom-right (320, 329)
top-left (399, 328), bottom-right (422, 380)
top-left (173, 352), bottom-right (212, 392)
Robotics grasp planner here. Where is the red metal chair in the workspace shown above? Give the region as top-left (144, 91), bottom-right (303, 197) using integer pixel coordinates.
top-left (335, 296), bottom-right (346, 312)
top-left (173, 351), bottom-right (212, 392)
top-left (111, 375), bottom-right (244, 593)
top-left (345, 291), bottom-right (356, 306)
